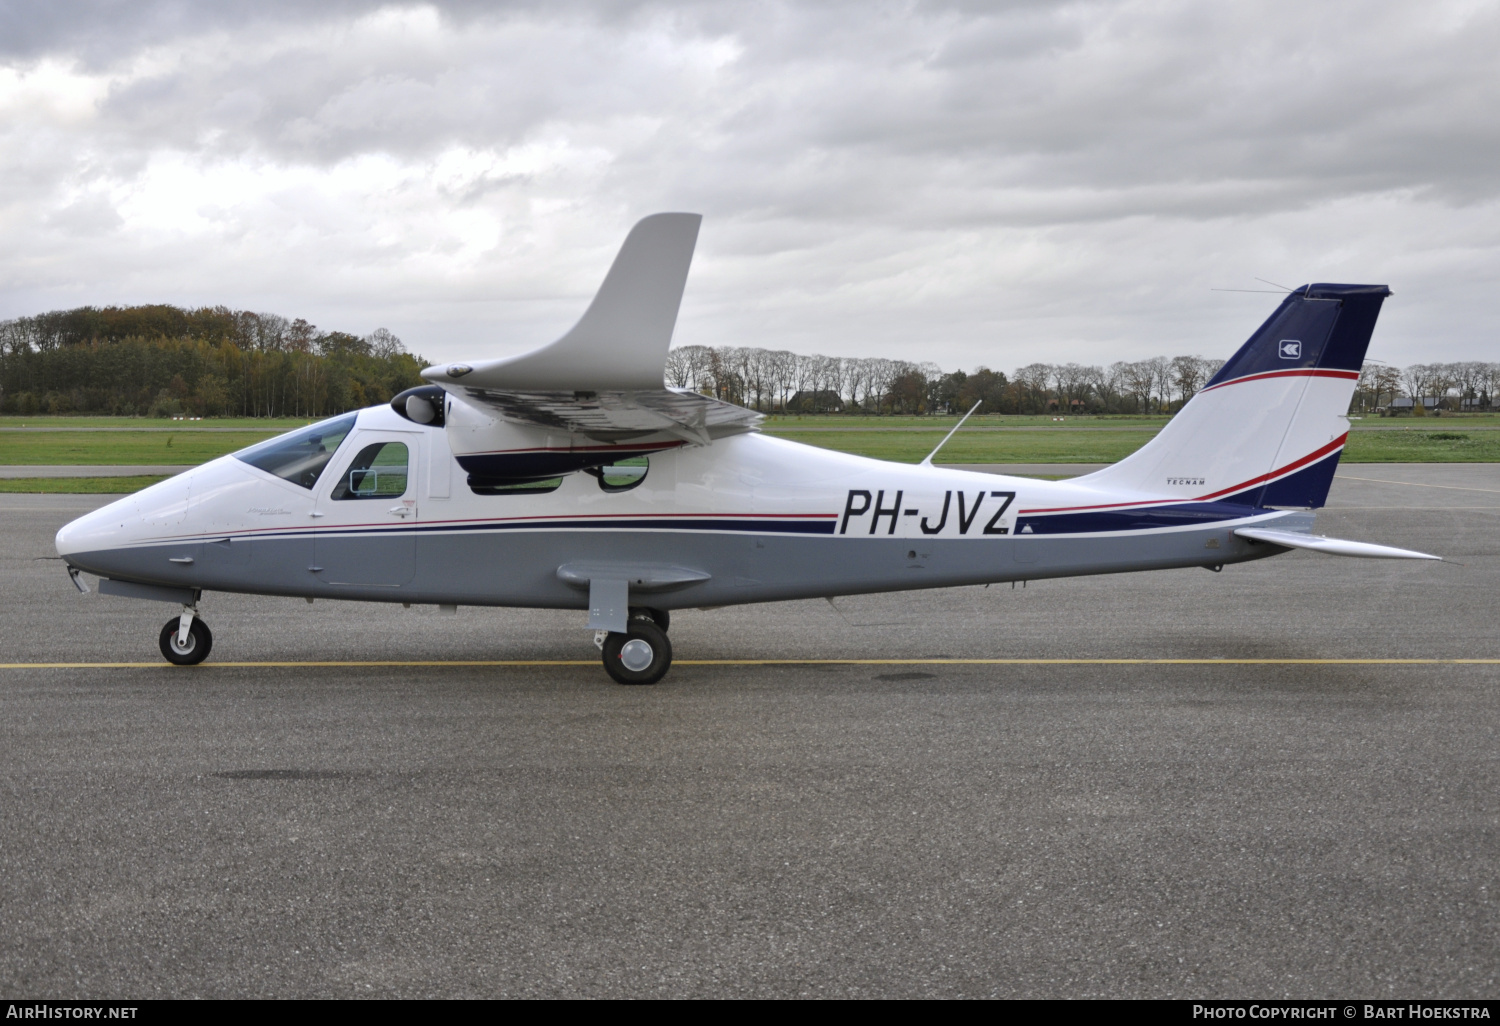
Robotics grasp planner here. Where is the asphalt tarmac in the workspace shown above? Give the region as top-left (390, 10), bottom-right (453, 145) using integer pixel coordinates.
top-left (1, 465), bottom-right (1496, 998)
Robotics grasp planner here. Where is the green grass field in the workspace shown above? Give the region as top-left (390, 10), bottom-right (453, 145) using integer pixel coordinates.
top-left (1342, 428), bottom-right (1500, 462)
top-left (0, 476), bottom-right (172, 494)
top-left (761, 413), bottom-right (1169, 430)
top-left (765, 416), bottom-right (1500, 464)
top-left (3, 412), bottom-right (1497, 492)
top-left (0, 430), bottom-right (283, 465)
top-left (0, 416), bottom-right (313, 430)
top-left (767, 428), bottom-right (1153, 463)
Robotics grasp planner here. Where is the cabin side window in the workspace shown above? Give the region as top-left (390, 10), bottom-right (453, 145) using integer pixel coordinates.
top-left (468, 476), bottom-right (564, 496)
top-left (233, 413), bottom-right (357, 489)
top-left (330, 442), bottom-right (410, 500)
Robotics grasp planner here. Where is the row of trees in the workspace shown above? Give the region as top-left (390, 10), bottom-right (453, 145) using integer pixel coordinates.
top-left (1355, 362), bottom-right (1500, 413)
top-left (0, 306), bottom-right (424, 418)
top-left (668, 345), bottom-right (1230, 415)
top-left (671, 346), bottom-right (1500, 416)
top-left (2, 304), bottom-right (1494, 419)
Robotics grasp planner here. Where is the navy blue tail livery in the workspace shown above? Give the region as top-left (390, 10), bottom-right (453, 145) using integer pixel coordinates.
top-left (1205, 283), bottom-right (1390, 388)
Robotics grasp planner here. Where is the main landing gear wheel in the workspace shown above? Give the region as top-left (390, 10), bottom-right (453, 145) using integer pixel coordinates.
top-left (158, 617), bottom-right (213, 666)
top-left (602, 619), bottom-right (672, 685)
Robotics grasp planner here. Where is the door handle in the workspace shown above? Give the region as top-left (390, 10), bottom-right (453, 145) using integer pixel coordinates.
top-left (388, 506), bottom-right (412, 517)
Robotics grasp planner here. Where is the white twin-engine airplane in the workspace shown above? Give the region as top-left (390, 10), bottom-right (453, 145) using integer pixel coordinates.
top-left (56, 213), bottom-right (1438, 683)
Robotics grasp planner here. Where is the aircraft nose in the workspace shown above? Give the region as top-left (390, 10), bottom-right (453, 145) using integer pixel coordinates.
top-left (55, 497), bottom-right (135, 569)
top-left (55, 510), bottom-right (96, 559)
top-left (54, 519), bottom-right (78, 558)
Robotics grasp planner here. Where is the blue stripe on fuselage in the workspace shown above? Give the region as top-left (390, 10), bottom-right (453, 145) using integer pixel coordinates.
top-left (1014, 501), bottom-right (1261, 537)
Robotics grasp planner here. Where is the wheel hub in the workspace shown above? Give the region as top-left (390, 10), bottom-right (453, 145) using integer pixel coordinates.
top-left (619, 638), bottom-right (654, 672)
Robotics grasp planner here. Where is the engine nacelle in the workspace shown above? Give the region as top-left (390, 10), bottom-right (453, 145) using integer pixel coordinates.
top-left (390, 385), bottom-right (448, 427)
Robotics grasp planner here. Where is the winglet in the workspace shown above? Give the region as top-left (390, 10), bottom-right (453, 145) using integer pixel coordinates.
top-left (424, 213), bottom-right (702, 392)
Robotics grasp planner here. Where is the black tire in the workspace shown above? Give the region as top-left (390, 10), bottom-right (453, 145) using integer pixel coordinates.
top-left (630, 607), bottom-right (670, 632)
top-left (601, 619), bottom-right (672, 685)
top-left (158, 617), bottom-right (213, 666)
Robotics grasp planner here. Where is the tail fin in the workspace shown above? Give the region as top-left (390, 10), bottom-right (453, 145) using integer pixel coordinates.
top-left (424, 212), bottom-right (701, 392)
top-left (1079, 283), bottom-right (1390, 509)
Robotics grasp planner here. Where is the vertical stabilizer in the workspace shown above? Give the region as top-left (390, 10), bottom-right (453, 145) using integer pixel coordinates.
top-left (1077, 284), bottom-right (1390, 509)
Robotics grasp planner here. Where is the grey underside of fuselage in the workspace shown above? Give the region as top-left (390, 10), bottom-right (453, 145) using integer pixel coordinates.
top-left (68, 513), bottom-right (1307, 610)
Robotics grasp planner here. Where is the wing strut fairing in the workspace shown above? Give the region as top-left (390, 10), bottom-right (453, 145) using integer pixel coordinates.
top-left (410, 212), bottom-right (763, 482)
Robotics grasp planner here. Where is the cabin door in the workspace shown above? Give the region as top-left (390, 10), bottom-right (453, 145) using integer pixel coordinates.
top-left (313, 430), bottom-right (420, 587)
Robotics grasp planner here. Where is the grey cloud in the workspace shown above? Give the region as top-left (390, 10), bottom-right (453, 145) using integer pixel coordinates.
top-left (44, 194), bottom-right (123, 235)
top-left (1, 0), bottom-right (1498, 370)
top-left (0, 0), bottom-right (381, 65)
top-left (63, 3), bottom-right (1500, 213)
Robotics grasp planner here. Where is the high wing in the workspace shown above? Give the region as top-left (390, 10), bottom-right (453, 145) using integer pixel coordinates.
top-left (415, 212), bottom-right (760, 447)
top-left (452, 386), bottom-right (760, 446)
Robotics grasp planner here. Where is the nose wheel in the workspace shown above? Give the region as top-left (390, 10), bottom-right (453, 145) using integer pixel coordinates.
top-left (158, 611), bottom-right (213, 665)
top-left (600, 616), bottom-right (672, 685)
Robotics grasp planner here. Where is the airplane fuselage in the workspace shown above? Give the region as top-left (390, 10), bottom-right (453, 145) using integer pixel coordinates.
top-left (56, 404), bottom-right (1298, 611)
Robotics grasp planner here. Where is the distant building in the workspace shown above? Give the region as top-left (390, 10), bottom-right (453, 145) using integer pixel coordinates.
top-left (1386, 397), bottom-right (1442, 415)
top-left (788, 390), bottom-right (844, 413)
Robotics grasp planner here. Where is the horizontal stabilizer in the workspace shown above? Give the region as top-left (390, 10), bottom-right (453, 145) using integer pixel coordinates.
top-left (1233, 528), bottom-right (1440, 560)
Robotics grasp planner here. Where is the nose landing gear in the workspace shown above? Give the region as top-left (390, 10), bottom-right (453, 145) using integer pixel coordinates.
top-left (598, 609), bottom-right (672, 685)
top-left (159, 605), bottom-right (213, 666)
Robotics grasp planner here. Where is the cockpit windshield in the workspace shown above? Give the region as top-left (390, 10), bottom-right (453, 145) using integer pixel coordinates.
top-left (233, 413), bottom-right (358, 489)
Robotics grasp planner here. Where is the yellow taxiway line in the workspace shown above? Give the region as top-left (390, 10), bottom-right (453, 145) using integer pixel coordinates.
top-left (2, 658), bottom-right (1500, 669)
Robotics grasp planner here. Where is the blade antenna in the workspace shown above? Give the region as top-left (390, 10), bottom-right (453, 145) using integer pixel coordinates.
top-left (920, 400), bottom-right (982, 467)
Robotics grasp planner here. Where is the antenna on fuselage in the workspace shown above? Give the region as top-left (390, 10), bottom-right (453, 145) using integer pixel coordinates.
top-left (920, 400), bottom-right (982, 467)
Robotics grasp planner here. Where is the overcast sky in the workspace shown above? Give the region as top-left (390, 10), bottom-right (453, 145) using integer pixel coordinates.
top-left (2, 0), bottom-right (1497, 371)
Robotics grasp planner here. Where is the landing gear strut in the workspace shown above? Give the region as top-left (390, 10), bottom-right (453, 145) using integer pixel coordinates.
top-left (159, 605), bottom-right (213, 666)
top-left (599, 610), bottom-right (672, 685)
top-left (630, 606), bottom-right (669, 632)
